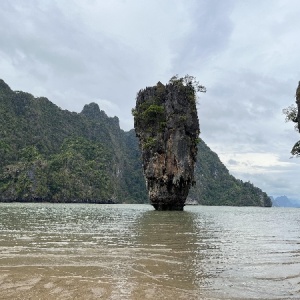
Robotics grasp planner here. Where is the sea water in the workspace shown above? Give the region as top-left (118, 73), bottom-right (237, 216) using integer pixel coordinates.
top-left (0, 203), bottom-right (299, 299)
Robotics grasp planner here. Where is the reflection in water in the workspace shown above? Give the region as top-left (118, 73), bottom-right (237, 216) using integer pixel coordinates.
top-left (0, 203), bottom-right (300, 299)
top-left (131, 210), bottom-right (213, 298)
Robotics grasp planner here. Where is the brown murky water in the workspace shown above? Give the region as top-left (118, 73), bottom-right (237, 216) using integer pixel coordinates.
top-left (0, 203), bottom-right (299, 299)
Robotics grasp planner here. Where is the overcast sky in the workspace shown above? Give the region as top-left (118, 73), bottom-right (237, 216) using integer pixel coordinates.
top-left (1, 0), bottom-right (300, 200)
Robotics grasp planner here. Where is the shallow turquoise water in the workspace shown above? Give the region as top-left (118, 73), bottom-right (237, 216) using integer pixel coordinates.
top-left (0, 203), bottom-right (299, 299)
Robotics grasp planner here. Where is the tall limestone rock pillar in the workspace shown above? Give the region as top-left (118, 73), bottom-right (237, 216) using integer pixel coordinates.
top-left (133, 76), bottom-right (205, 210)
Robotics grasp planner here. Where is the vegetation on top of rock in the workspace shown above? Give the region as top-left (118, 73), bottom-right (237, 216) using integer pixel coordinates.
top-left (169, 74), bottom-right (207, 93)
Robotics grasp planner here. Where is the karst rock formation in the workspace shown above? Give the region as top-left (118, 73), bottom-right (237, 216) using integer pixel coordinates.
top-left (133, 76), bottom-right (205, 210)
top-left (292, 81), bottom-right (300, 156)
top-left (296, 81), bottom-right (300, 132)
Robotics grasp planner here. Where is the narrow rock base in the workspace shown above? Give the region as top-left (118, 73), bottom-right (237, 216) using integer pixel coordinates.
top-left (152, 202), bottom-right (185, 211)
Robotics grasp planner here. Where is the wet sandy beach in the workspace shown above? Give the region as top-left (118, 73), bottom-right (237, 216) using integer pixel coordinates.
top-left (0, 203), bottom-right (299, 299)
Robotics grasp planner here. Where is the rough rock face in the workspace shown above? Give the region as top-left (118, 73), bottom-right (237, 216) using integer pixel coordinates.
top-left (291, 81), bottom-right (300, 156)
top-left (133, 78), bottom-right (201, 210)
top-left (296, 81), bottom-right (300, 132)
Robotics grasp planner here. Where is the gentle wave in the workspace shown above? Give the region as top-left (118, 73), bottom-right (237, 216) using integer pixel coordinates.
top-left (0, 203), bottom-right (299, 299)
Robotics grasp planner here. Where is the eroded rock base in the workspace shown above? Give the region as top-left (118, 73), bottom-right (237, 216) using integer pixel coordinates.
top-left (147, 178), bottom-right (190, 211)
top-left (152, 202), bottom-right (185, 211)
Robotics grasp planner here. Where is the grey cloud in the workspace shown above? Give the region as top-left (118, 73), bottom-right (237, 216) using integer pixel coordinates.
top-left (237, 167), bottom-right (300, 199)
top-left (200, 69), bottom-right (298, 154)
top-left (228, 159), bottom-right (238, 166)
top-left (171, 0), bottom-right (234, 72)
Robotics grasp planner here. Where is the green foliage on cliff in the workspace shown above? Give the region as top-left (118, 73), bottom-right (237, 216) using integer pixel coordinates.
top-left (0, 79), bottom-right (271, 206)
top-left (0, 79), bottom-right (146, 203)
top-left (283, 81), bottom-right (300, 156)
top-left (169, 74), bottom-right (207, 94)
top-left (132, 94), bottom-right (166, 138)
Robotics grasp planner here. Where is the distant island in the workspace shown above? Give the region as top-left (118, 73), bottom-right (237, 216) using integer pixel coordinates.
top-left (271, 196), bottom-right (300, 208)
top-left (0, 79), bottom-right (271, 207)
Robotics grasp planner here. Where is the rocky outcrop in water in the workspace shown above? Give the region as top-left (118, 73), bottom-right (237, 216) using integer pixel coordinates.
top-left (133, 76), bottom-right (205, 210)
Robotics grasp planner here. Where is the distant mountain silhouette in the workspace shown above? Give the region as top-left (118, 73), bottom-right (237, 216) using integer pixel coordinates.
top-left (271, 196), bottom-right (300, 208)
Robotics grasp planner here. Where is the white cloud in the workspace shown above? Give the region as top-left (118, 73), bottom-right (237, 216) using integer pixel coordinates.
top-left (219, 152), bottom-right (294, 174)
top-left (96, 99), bottom-right (121, 117)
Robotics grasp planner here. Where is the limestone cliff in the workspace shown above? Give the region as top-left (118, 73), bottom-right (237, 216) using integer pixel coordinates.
top-left (296, 81), bottom-right (300, 132)
top-left (291, 81), bottom-right (300, 156)
top-left (133, 76), bottom-right (204, 210)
